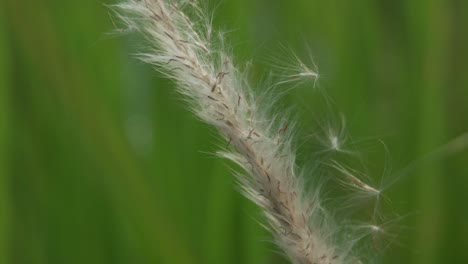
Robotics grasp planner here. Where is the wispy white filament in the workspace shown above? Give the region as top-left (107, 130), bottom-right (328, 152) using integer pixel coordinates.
top-left (115, 1), bottom-right (379, 263)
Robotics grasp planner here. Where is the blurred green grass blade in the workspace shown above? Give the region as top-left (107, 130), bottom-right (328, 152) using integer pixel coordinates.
top-left (241, 200), bottom-right (272, 264)
top-left (405, 0), bottom-right (449, 263)
top-left (5, 0), bottom-right (197, 263)
top-left (202, 164), bottom-right (236, 264)
top-left (447, 3), bottom-right (468, 261)
top-left (0, 4), bottom-right (11, 264)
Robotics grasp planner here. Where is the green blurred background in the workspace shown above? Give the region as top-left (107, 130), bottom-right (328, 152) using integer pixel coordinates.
top-left (1, 0), bottom-right (468, 263)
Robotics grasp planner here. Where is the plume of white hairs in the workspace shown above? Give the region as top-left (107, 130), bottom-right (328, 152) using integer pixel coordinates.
top-left (115, 0), bottom-right (384, 263)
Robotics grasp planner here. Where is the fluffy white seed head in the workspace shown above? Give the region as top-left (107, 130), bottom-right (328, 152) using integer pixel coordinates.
top-left (115, 1), bottom-right (391, 263)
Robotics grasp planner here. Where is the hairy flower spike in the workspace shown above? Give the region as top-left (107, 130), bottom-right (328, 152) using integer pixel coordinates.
top-left (115, 1), bottom-right (380, 263)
